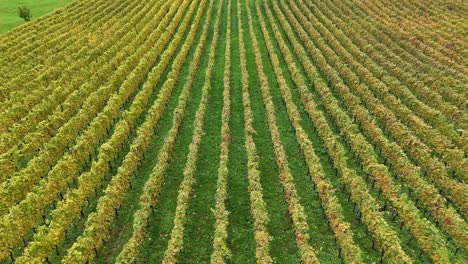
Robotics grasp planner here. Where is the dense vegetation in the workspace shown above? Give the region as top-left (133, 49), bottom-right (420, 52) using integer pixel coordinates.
top-left (0, 0), bottom-right (466, 263)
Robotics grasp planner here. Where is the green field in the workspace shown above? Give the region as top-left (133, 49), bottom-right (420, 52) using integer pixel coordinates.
top-left (0, 0), bottom-right (71, 33)
top-left (0, 0), bottom-right (466, 263)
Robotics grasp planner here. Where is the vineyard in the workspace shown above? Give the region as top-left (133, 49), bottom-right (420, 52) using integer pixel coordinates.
top-left (0, 0), bottom-right (466, 263)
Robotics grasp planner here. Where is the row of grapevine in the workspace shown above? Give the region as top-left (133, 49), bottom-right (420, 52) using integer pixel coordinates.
top-left (0, 0), bottom-right (189, 259)
top-left (0, 0), bottom-right (139, 124)
top-left (413, 0), bottom-right (468, 29)
top-left (59, 0), bottom-right (204, 261)
top-left (0, 4), bottom-right (76, 48)
top-left (392, 0), bottom-right (459, 49)
top-left (211, 0), bottom-right (232, 262)
top-left (161, 0), bottom-right (223, 261)
top-left (278, 1), bottom-right (460, 261)
top-left (0, 0), bottom-right (93, 66)
top-left (283, 1), bottom-right (451, 262)
top-left (245, 1), bottom-right (319, 263)
top-left (236, 1), bottom-right (272, 262)
top-left (335, 0), bottom-right (467, 111)
top-left (0, 0), bottom-right (143, 139)
top-left (0, 0), bottom-right (151, 161)
top-left (12, 0), bottom-right (204, 262)
top-left (365, 0), bottom-right (464, 65)
top-left (0, 0), bottom-right (116, 99)
top-left (369, 0), bottom-right (468, 88)
top-left (290, 0), bottom-right (468, 248)
top-left (115, 0), bottom-right (213, 262)
top-left (310, 34), bottom-right (468, 249)
top-left (0, 0), bottom-right (464, 262)
top-left (338, 0), bottom-right (468, 96)
top-left (301, 0), bottom-right (466, 154)
top-left (378, 0), bottom-right (463, 51)
top-left (302, 0), bottom-right (467, 245)
top-left (352, 0), bottom-right (464, 76)
top-left (418, 0), bottom-right (468, 19)
top-left (283, 0), bottom-right (467, 213)
top-left (0, 0), bottom-right (173, 211)
top-left (396, 0), bottom-right (467, 31)
top-left (0, 0), bottom-right (111, 73)
top-left (296, 0), bottom-right (466, 182)
top-left (0, 0), bottom-right (151, 179)
top-left (388, 0), bottom-right (466, 62)
top-left (0, 0), bottom-right (88, 49)
top-left (270, 1), bottom-right (412, 262)
top-left (256, 1), bottom-right (362, 262)
top-left (316, 0), bottom-right (467, 137)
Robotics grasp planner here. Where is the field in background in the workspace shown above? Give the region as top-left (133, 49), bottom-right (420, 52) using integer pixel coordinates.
top-left (0, 0), bottom-right (71, 33)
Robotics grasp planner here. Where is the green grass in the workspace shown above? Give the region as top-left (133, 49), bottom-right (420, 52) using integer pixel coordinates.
top-left (0, 0), bottom-right (71, 34)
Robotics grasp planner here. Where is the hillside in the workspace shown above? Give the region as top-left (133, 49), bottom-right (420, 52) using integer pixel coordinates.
top-left (0, 0), bottom-right (466, 263)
